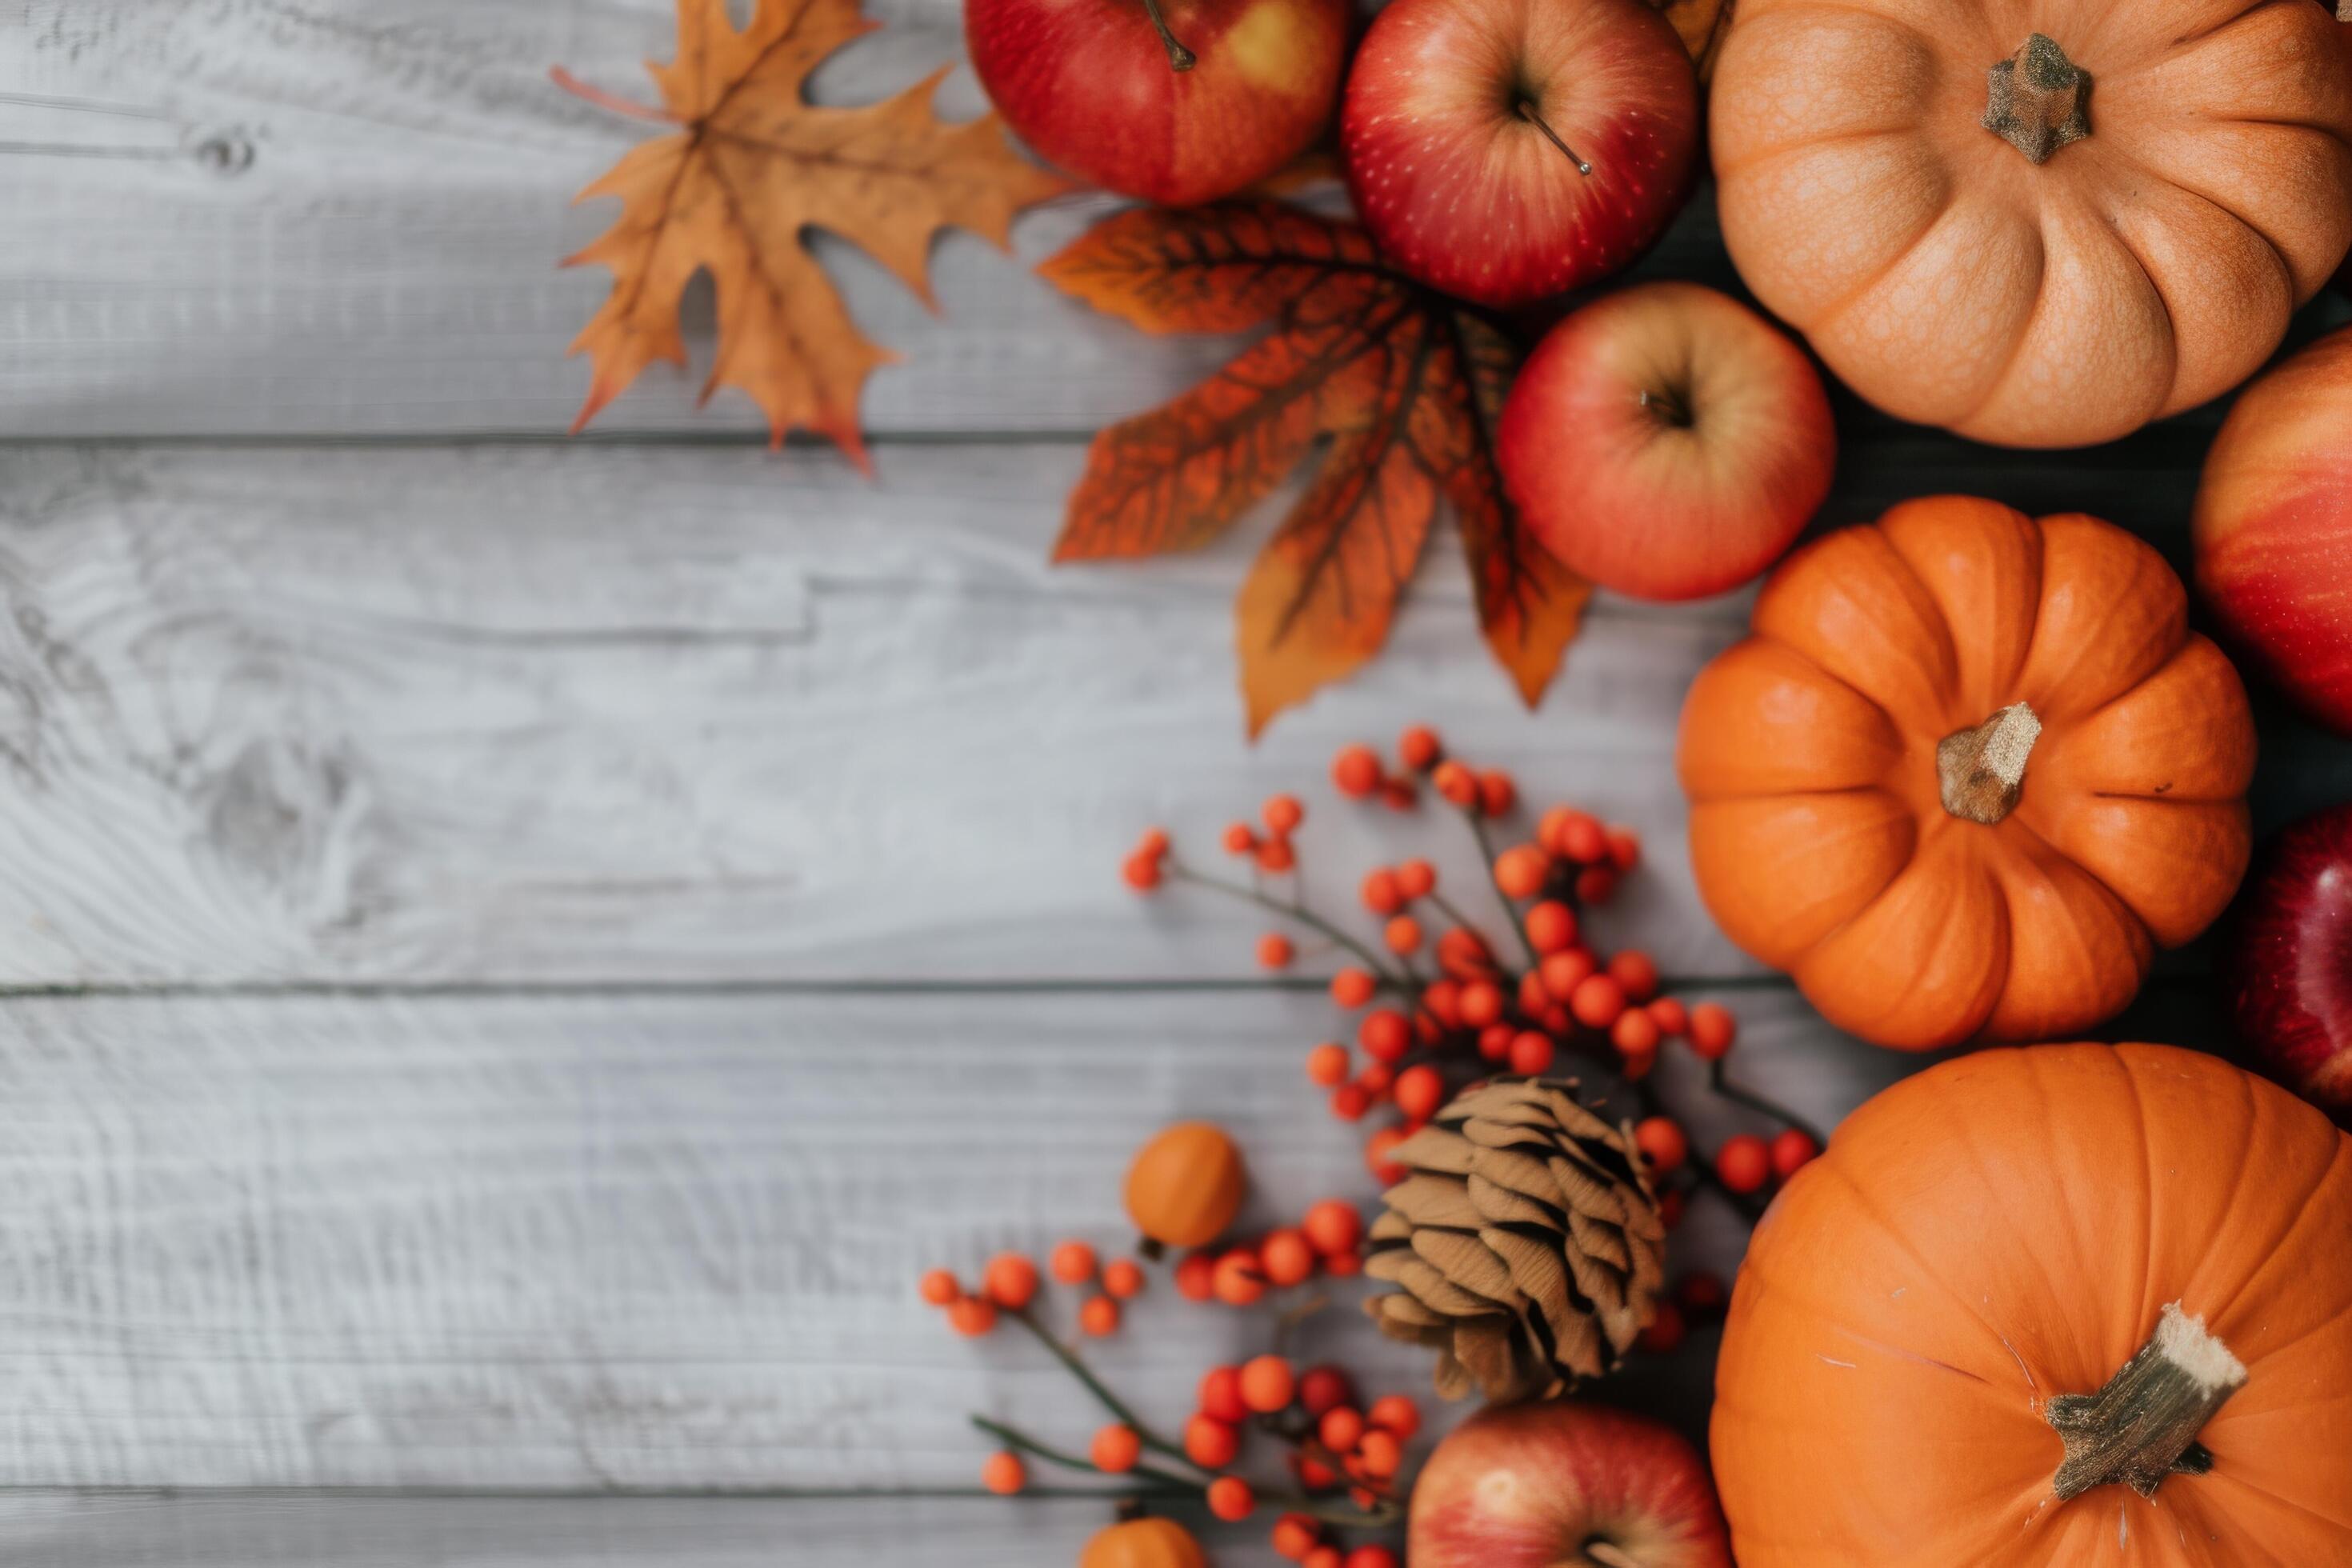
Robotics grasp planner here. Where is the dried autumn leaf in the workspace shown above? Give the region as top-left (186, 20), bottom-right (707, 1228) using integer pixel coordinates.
top-left (1042, 203), bottom-right (1590, 736)
top-left (557, 0), bottom-right (1067, 468)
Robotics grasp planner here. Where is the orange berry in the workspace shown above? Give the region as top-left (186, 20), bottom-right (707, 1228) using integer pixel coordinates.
top-left (1257, 837), bottom-right (1297, 874)
top-left (1258, 931), bottom-right (1296, 969)
top-left (1175, 1250), bottom-right (1218, 1301)
top-left (1678, 1270), bottom-right (1730, 1314)
top-left (1444, 982), bottom-right (1494, 1031)
top-left (1302, 1198), bottom-right (1362, 1256)
top-left (1359, 867), bottom-right (1403, 914)
top-left (1332, 743), bottom-right (1382, 798)
top-left (1772, 1128), bottom-right (1821, 1179)
top-left (1570, 972), bottom-right (1627, 1030)
top-left (919, 1269), bottom-right (960, 1306)
top-left (1306, 1042), bottom-right (1350, 1086)
top-left (1608, 949), bottom-right (1660, 1001)
top-left (1538, 948), bottom-right (1596, 998)
top-left (1295, 1454), bottom-right (1339, 1490)
top-left (1525, 899), bottom-right (1577, 953)
top-left (1330, 1082), bottom-right (1371, 1121)
top-left (1421, 977), bottom-right (1462, 1027)
top-left (1436, 926), bottom-right (1493, 977)
top-left (1358, 1009), bottom-right (1410, 1062)
top-left (1380, 779), bottom-right (1417, 811)
top-left (1240, 1354), bottom-right (1298, 1414)
top-left (1356, 1060), bottom-right (1394, 1096)
top-left (1478, 1022), bottom-right (1514, 1061)
top-left (1213, 1251), bottom-right (1267, 1306)
top-left (1356, 1426), bottom-right (1402, 1478)
top-left (1184, 1413), bottom-right (1241, 1469)
top-left (1365, 1126), bottom-right (1410, 1184)
top-left (1330, 966), bottom-right (1377, 1008)
top-left (1102, 1258), bottom-right (1146, 1299)
top-left (1394, 1063), bottom-right (1445, 1122)
top-left (1368, 1394), bottom-right (1420, 1438)
top-left (1508, 1030), bottom-right (1555, 1074)
top-left (1398, 725), bottom-right (1442, 770)
top-left (1494, 843), bottom-right (1552, 899)
top-left (1383, 914), bottom-right (1423, 955)
top-left (1622, 1044), bottom-right (1657, 1082)
top-left (1554, 811), bottom-right (1607, 862)
top-left (1091, 1424), bottom-right (1142, 1474)
top-left (1647, 996), bottom-right (1689, 1036)
top-left (1394, 859), bottom-right (1437, 899)
top-left (1433, 759), bottom-right (1479, 807)
top-left (1688, 1002), bottom-right (1738, 1058)
top-left (1136, 827), bottom-right (1170, 859)
top-left (1346, 1550), bottom-right (1398, 1568)
top-left (1199, 1364), bottom-right (1250, 1422)
top-left (1660, 1188), bottom-right (1686, 1230)
top-left (1272, 1514), bottom-right (1322, 1560)
top-left (1078, 1294), bottom-right (1121, 1336)
top-left (1640, 1300), bottom-right (1688, 1354)
top-left (1634, 1115), bottom-right (1688, 1174)
top-left (1606, 824), bottom-right (1642, 872)
top-left (1208, 1475), bottom-right (1256, 1522)
top-left (981, 1451), bottom-right (1025, 1494)
top-left (1318, 1405), bottom-right (1366, 1454)
top-left (1322, 1247), bottom-right (1362, 1277)
top-left (947, 1296), bottom-right (998, 1337)
top-left (1612, 1007), bottom-right (1662, 1056)
top-left (982, 1253), bottom-right (1038, 1310)
top-left (1050, 1241), bottom-right (1097, 1286)
top-left (1575, 866), bottom-right (1618, 904)
top-left (1223, 822), bottom-right (1258, 855)
top-left (1262, 794), bottom-right (1305, 834)
top-left (1716, 1134), bottom-right (1771, 1194)
top-left (1260, 1227), bottom-right (1317, 1288)
top-left (1122, 854), bottom-right (1163, 891)
top-left (1299, 1364), bottom-right (1354, 1417)
top-left (1478, 768), bottom-right (1518, 816)
top-left (1304, 1549), bottom-right (1344, 1568)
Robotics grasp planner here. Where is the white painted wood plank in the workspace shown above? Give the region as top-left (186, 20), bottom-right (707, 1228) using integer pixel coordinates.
top-left (0, 985), bottom-right (1926, 1490)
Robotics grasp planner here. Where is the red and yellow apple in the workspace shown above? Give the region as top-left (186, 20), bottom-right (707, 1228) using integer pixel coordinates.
top-left (2226, 805), bottom-right (2352, 1114)
top-left (2194, 324), bottom-right (2352, 735)
top-left (1497, 282), bottom-right (1834, 601)
top-left (966, 0), bottom-right (1346, 206)
top-left (1410, 1399), bottom-right (1733, 1568)
top-left (1339, 0), bottom-right (1698, 308)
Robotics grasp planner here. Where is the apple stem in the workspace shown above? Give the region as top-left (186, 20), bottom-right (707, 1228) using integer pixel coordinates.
top-left (1140, 0), bottom-right (1198, 72)
top-left (1515, 101), bottom-right (1592, 176)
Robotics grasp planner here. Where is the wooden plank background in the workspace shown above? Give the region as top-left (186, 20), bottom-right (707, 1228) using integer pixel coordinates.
top-left (2, 2), bottom-right (2350, 1563)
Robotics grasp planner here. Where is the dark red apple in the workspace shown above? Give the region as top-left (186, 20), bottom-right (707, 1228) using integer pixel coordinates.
top-left (966, 0), bottom-right (1346, 206)
top-left (2226, 805), bottom-right (2352, 1113)
top-left (1410, 1400), bottom-right (1732, 1568)
top-left (1339, 0), bottom-right (1698, 308)
top-left (1497, 282), bottom-right (1834, 601)
top-left (2194, 325), bottom-right (2352, 736)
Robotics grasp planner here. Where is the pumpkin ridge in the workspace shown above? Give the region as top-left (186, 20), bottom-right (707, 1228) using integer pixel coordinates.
top-left (2197, 1463), bottom-right (2352, 1542)
top-left (2093, 201), bottom-right (2187, 413)
top-left (2089, 137), bottom-right (2303, 314)
top-left (1808, 1156), bottom-right (2022, 1363)
top-left (2204, 1130), bottom-right (2352, 1342)
top-left (2109, 1050), bottom-right (2163, 1354)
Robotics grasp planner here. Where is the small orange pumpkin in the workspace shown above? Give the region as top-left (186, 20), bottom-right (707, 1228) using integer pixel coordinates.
top-left (1124, 1122), bottom-right (1246, 1251)
top-left (1710, 0), bottom-right (2352, 446)
top-left (1677, 496), bottom-right (2255, 1050)
top-left (1080, 1517), bottom-right (1207, 1568)
top-left (1714, 1042), bottom-right (2352, 1564)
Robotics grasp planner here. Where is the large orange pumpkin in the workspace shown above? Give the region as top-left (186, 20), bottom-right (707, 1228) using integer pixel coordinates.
top-left (1677, 497), bottom-right (2255, 1050)
top-left (1710, 0), bottom-right (2352, 447)
top-left (1714, 1042), bottom-right (2352, 1563)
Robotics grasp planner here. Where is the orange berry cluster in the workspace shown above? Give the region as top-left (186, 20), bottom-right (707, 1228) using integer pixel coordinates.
top-left (1170, 1198), bottom-right (1364, 1306)
top-left (1638, 1269), bottom-right (1735, 1354)
top-left (1187, 1353), bottom-right (1418, 1559)
top-left (922, 1243), bottom-right (1145, 1343)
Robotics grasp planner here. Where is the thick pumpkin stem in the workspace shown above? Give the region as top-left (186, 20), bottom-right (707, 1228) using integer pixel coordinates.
top-left (1984, 34), bottom-right (2090, 164)
top-left (1937, 702), bottom-right (2041, 825)
top-left (2046, 1304), bottom-right (2246, 1502)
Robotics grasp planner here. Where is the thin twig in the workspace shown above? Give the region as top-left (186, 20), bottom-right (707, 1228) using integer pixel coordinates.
top-left (1170, 863), bottom-right (1414, 992)
top-left (1462, 810), bottom-right (1539, 966)
top-left (1710, 1059), bottom-right (1829, 1150)
top-left (1007, 1307), bottom-right (1192, 1466)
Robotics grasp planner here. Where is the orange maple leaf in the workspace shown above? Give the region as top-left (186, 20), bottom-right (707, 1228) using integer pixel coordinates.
top-left (1042, 203), bottom-right (1590, 737)
top-left (557, 0), bottom-right (1068, 469)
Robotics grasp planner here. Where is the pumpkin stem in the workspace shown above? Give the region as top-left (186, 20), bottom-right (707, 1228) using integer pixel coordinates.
top-left (1983, 34), bottom-right (2090, 164)
top-left (2046, 1303), bottom-right (2246, 1502)
top-left (1936, 702), bottom-right (2041, 826)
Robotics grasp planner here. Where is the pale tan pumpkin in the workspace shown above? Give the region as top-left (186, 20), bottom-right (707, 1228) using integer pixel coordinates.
top-left (1711, 0), bottom-right (2352, 447)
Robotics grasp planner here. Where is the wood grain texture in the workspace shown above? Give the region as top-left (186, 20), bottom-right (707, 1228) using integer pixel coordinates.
top-left (2, 441), bottom-right (2345, 990)
top-left (0, 985), bottom-right (1919, 1491)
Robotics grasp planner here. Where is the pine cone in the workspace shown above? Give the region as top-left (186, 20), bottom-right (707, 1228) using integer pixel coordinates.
top-left (1364, 1078), bottom-right (1665, 1402)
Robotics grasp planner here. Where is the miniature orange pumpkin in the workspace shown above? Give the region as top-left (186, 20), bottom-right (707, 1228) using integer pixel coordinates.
top-left (1677, 497), bottom-right (2255, 1050)
top-left (1710, 0), bottom-right (2352, 447)
top-left (1080, 1518), bottom-right (1207, 1568)
top-left (1714, 1042), bottom-right (2352, 1564)
top-left (1124, 1122), bottom-right (1246, 1251)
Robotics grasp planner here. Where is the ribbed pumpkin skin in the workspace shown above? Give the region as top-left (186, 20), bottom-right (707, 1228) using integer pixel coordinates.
top-left (1677, 497), bottom-right (2255, 1050)
top-left (1710, 0), bottom-right (2352, 448)
top-left (1079, 1518), bottom-right (1208, 1568)
top-left (1714, 1043), bottom-right (2352, 1565)
top-left (1123, 1122), bottom-right (1246, 1250)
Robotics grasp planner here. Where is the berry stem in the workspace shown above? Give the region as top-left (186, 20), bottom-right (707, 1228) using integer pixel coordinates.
top-left (1169, 863), bottom-right (1414, 991)
top-left (968, 1415), bottom-right (1402, 1527)
top-left (970, 1415), bottom-right (1201, 1493)
top-left (1461, 810), bottom-right (1540, 966)
top-left (1007, 1306), bottom-right (1192, 1466)
top-left (1708, 1059), bottom-right (1829, 1150)
top-left (1138, 0), bottom-right (1197, 71)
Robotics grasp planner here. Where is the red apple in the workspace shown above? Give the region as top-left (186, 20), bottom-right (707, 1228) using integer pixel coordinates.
top-left (2225, 805), bottom-right (2352, 1113)
top-left (1340, 0), bottom-right (1698, 308)
top-left (1497, 282), bottom-right (1834, 601)
top-left (2194, 325), bottom-right (2352, 735)
top-left (1410, 1400), bottom-right (1732, 1568)
top-left (966, 0), bottom-right (1347, 206)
